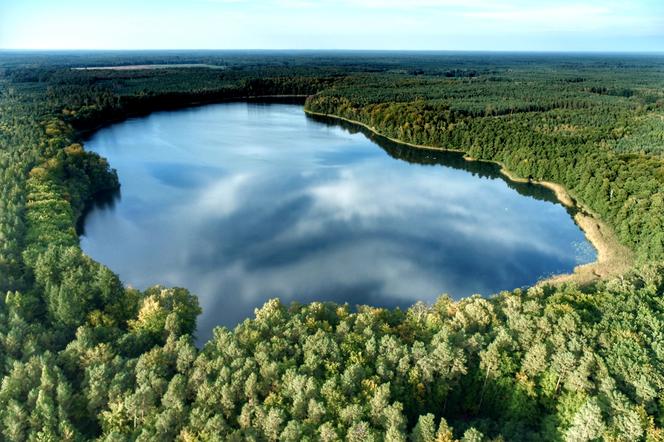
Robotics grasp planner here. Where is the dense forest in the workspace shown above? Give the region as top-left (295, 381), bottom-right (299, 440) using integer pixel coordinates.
top-left (0, 51), bottom-right (663, 441)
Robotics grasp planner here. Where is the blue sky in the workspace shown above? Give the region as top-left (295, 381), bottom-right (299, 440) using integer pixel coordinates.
top-left (1, 0), bottom-right (663, 51)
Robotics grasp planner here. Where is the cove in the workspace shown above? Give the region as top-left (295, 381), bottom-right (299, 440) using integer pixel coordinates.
top-left (79, 102), bottom-right (596, 344)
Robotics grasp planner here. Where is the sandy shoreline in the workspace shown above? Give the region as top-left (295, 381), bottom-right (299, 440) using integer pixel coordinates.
top-left (304, 109), bottom-right (633, 286)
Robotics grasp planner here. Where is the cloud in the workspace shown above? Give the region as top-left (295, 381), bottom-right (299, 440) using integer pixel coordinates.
top-left (463, 3), bottom-right (658, 33)
top-left (195, 173), bottom-right (252, 218)
top-left (3, 0), bottom-right (662, 49)
top-left (339, 0), bottom-right (500, 8)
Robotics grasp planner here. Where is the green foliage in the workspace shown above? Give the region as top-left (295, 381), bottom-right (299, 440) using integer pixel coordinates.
top-left (0, 51), bottom-right (662, 440)
top-left (129, 286), bottom-right (201, 340)
top-left (305, 73), bottom-right (664, 263)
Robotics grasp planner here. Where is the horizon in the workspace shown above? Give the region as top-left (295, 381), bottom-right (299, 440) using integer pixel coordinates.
top-left (2, 0), bottom-right (663, 52)
top-left (1, 49), bottom-right (664, 55)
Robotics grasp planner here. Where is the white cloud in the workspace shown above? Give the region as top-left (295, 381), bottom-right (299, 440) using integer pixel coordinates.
top-left (463, 3), bottom-right (657, 33)
top-left (2, 0), bottom-right (661, 50)
top-left (195, 173), bottom-right (252, 218)
top-left (335, 0), bottom-right (497, 8)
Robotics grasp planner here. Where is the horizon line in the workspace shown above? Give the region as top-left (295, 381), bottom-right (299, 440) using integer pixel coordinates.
top-left (2, 48), bottom-right (664, 54)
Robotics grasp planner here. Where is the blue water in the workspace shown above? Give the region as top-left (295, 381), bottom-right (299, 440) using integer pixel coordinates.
top-left (80, 102), bottom-right (595, 343)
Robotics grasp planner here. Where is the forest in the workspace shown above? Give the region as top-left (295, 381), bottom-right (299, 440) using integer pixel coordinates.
top-left (0, 51), bottom-right (663, 441)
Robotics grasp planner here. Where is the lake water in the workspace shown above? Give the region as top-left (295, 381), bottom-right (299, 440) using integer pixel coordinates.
top-left (80, 102), bottom-right (595, 343)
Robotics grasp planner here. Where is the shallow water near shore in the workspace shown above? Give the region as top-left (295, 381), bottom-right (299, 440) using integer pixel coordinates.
top-left (79, 102), bottom-right (595, 344)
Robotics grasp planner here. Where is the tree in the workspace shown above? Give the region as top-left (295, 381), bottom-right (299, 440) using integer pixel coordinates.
top-left (565, 398), bottom-right (606, 442)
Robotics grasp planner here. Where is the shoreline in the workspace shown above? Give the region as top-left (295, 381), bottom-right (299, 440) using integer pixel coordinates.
top-left (76, 95), bottom-right (309, 139)
top-left (304, 108), bottom-right (633, 286)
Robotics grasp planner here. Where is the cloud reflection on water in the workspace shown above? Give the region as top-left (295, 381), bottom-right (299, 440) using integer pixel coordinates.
top-left (80, 102), bottom-right (595, 344)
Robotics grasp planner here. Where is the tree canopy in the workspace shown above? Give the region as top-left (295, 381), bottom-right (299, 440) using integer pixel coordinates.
top-left (0, 51), bottom-right (663, 440)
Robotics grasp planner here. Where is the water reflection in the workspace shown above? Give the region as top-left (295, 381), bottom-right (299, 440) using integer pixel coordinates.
top-left (309, 113), bottom-right (566, 207)
top-left (80, 103), bottom-right (595, 344)
top-left (77, 189), bottom-right (121, 236)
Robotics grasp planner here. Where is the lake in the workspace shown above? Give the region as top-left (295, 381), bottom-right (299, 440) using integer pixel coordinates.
top-left (80, 102), bottom-right (595, 343)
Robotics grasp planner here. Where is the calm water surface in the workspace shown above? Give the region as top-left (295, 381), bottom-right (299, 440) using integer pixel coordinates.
top-left (80, 103), bottom-right (595, 343)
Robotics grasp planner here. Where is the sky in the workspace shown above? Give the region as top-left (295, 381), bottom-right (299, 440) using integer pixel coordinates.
top-left (1, 0), bottom-right (663, 51)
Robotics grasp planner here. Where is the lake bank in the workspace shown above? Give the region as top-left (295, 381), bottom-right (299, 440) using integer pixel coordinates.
top-left (304, 108), bottom-right (633, 286)
top-left (81, 102), bottom-right (594, 342)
